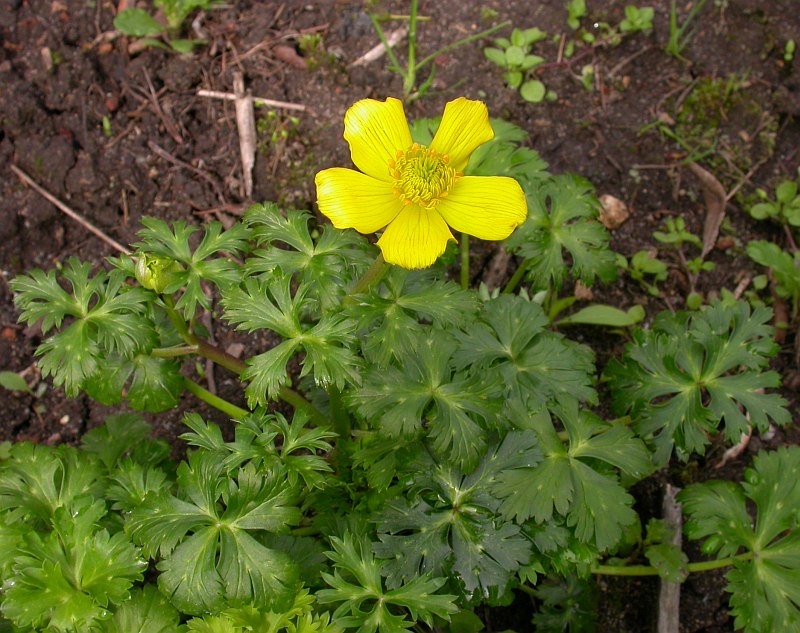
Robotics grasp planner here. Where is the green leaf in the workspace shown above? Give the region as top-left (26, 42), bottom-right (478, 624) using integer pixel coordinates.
top-left (351, 329), bottom-right (498, 471)
top-left (100, 586), bottom-right (182, 633)
top-left (483, 47), bottom-right (507, 66)
top-left (679, 447), bottom-right (800, 632)
top-left (12, 261), bottom-right (154, 397)
top-left (644, 543), bottom-right (688, 582)
top-left (453, 294), bottom-right (597, 409)
top-left (113, 8), bottom-right (164, 36)
top-left (605, 300), bottom-right (791, 464)
top-left (2, 497), bottom-right (146, 631)
top-left (135, 218), bottom-right (250, 319)
top-left (317, 533), bottom-right (458, 632)
top-left (0, 443), bottom-right (104, 526)
top-left (556, 304), bottom-right (645, 327)
top-left (505, 45), bottom-right (526, 66)
top-left (181, 411), bottom-right (335, 489)
top-left (520, 80), bottom-right (546, 102)
top-left (126, 452), bottom-right (300, 615)
top-left (493, 403), bottom-right (648, 551)
top-left (81, 414), bottom-right (170, 471)
top-left (747, 240), bottom-right (800, 305)
top-left (244, 206), bottom-right (372, 313)
top-left (223, 276), bottom-right (361, 405)
top-left (83, 353), bottom-right (183, 413)
top-left (374, 433), bottom-right (538, 596)
top-left (505, 175), bottom-right (617, 289)
top-left (0, 371), bottom-right (32, 394)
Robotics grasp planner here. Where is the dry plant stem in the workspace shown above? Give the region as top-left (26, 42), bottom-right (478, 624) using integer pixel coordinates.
top-left (351, 26), bottom-right (408, 66)
top-left (197, 89), bottom-right (306, 112)
top-left (10, 164), bottom-right (131, 255)
top-left (233, 72), bottom-right (256, 198)
top-left (657, 484), bottom-right (683, 633)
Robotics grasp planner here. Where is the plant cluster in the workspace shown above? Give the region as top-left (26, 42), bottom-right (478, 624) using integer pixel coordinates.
top-left (113, 0), bottom-right (213, 53)
top-left (3, 103), bottom-right (796, 633)
top-left (483, 3), bottom-right (654, 103)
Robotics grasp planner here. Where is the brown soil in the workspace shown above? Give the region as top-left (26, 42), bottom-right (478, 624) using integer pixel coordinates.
top-left (1, 0), bottom-right (799, 631)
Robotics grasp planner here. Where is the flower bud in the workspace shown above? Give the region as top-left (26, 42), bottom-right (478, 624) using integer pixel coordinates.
top-left (135, 254), bottom-right (183, 294)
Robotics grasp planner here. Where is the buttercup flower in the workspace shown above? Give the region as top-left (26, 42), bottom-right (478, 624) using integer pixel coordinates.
top-left (315, 97), bottom-right (528, 269)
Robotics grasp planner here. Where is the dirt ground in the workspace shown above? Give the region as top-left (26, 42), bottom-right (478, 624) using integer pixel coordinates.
top-left (1, 0), bottom-right (799, 631)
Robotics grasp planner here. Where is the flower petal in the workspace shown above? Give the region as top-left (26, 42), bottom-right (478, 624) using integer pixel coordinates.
top-left (377, 206), bottom-right (455, 269)
top-left (315, 168), bottom-right (403, 234)
top-left (437, 176), bottom-right (528, 240)
top-left (344, 97), bottom-right (412, 181)
top-left (430, 98), bottom-right (494, 172)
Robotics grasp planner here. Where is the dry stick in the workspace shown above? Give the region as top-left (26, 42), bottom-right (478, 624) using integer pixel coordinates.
top-left (657, 484), bottom-right (682, 633)
top-left (142, 67), bottom-right (183, 145)
top-left (10, 164), bottom-right (131, 255)
top-left (147, 140), bottom-right (226, 203)
top-left (233, 72), bottom-right (256, 199)
top-left (351, 26), bottom-right (408, 66)
top-left (196, 89), bottom-right (306, 112)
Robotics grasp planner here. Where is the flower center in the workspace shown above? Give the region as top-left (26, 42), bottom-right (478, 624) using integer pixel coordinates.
top-left (389, 144), bottom-right (461, 209)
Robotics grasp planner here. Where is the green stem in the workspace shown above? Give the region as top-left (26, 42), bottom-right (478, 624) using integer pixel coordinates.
top-left (592, 552), bottom-right (753, 577)
top-left (414, 20), bottom-right (511, 72)
top-left (368, 13), bottom-right (404, 75)
top-left (460, 234), bottom-right (470, 289)
top-left (278, 385), bottom-right (331, 429)
top-left (327, 385), bottom-right (350, 439)
top-left (161, 296), bottom-right (330, 427)
top-left (503, 258), bottom-right (530, 294)
top-left (344, 253), bottom-right (389, 305)
top-left (402, 0), bottom-right (418, 98)
top-left (182, 377), bottom-right (249, 420)
top-left (150, 344), bottom-right (198, 358)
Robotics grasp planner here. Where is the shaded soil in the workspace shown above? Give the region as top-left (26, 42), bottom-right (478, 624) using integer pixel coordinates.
top-left (1, 0), bottom-right (799, 631)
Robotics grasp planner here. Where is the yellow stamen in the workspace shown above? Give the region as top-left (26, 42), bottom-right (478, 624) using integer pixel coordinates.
top-left (389, 144), bottom-right (460, 209)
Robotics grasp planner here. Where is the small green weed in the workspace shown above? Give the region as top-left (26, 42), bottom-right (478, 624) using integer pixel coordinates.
top-left (484, 27), bottom-right (551, 102)
top-left (114, 0), bottom-right (213, 53)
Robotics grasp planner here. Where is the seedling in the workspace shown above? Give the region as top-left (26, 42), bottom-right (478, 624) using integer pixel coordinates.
top-left (785, 39), bottom-right (796, 63)
top-left (619, 250), bottom-right (668, 297)
top-left (747, 240), bottom-right (800, 321)
top-left (113, 0), bottom-right (213, 53)
top-left (566, 0), bottom-right (588, 30)
top-left (665, 0), bottom-right (710, 60)
top-left (368, 0), bottom-right (508, 101)
top-left (749, 176), bottom-right (800, 228)
top-left (653, 216), bottom-right (715, 305)
top-left (619, 5), bottom-right (655, 33)
top-left (484, 27), bottom-right (550, 102)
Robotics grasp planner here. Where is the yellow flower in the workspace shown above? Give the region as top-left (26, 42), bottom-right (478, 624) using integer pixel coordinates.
top-left (314, 97), bottom-right (528, 269)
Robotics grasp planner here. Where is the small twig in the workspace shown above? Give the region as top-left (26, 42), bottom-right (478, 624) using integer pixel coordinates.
top-left (608, 45), bottom-right (652, 78)
top-left (197, 89), bottom-right (306, 112)
top-left (233, 72), bottom-right (256, 198)
top-left (351, 26), bottom-right (408, 67)
top-left (657, 484), bottom-right (682, 633)
top-left (142, 67), bottom-right (183, 144)
top-left (11, 164), bottom-right (131, 255)
top-left (147, 140), bottom-right (226, 203)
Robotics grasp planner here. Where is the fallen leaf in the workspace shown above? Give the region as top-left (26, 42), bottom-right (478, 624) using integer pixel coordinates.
top-left (688, 162), bottom-right (727, 259)
top-left (598, 193), bottom-right (630, 229)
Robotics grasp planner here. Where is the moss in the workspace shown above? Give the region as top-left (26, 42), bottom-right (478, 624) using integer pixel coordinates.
top-left (671, 75), bottom-right (777, 191)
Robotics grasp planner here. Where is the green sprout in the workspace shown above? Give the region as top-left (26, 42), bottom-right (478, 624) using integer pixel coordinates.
top-left (484, 27), bottom-right (551, 102)
top-left (619, 5), bottom-right (655, 33)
